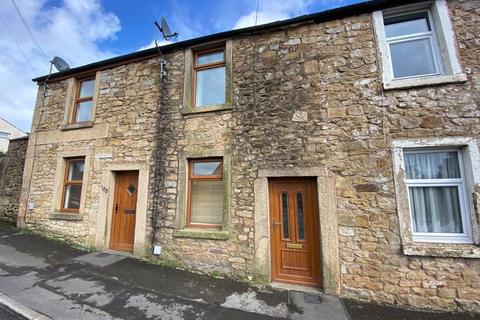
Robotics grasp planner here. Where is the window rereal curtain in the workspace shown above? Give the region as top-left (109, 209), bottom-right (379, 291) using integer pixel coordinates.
top-left (409, 187), bottom-right (462, 233)
top-left (405, 151), bottom-right (463, 234)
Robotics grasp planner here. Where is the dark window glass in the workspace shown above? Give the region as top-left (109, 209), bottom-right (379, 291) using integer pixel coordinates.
top-left (62, 158), bottom-right (85, 212)
top-left (67, 160), bottom-right (84, 181)
top-left (297, 192), bottom-right (305, 240)
top-left (64, 185), bottom-right (82, 209)
top-left (281, 192), bottom-right (289, 239)
top-left (384, 12), bottom-right (430, 38)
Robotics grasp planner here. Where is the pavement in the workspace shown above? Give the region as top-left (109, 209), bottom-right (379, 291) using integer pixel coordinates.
top-left (0, 223), bottom-right (477, 320)
top-left (343, 299), bottom-right (480, 320)
top-left (0, 224), bottom-right (348, 320)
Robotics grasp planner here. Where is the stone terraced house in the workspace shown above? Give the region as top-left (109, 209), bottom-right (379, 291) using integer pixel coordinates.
top-left (18, 0), bottom-right (480, 313)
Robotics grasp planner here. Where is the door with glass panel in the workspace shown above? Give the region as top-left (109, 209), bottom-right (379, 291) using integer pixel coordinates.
top-left (110, 171), bottom-right (138, 252)
top-left (269, 178), bottom-right (321, 286)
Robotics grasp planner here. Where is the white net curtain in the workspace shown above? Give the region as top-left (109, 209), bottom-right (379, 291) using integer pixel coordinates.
top-left (405, 151), bottom-right (463, 234)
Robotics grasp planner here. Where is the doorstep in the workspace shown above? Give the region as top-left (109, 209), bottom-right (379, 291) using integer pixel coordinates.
top-left (271, 282), bottom-right (323, 294)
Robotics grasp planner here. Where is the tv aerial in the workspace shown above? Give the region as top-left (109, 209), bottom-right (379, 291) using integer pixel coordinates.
top-left (43, 56), bottom-right (71, 97)
top-left (155, 17), bottom-right (178, 41)
top-left (51, 56), bottom-right (71, 72)
top-left (154, 17), bottom-right (178, 79)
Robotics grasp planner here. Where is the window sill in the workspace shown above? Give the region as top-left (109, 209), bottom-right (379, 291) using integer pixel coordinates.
top-left (61, 122), bottom-right (94, 131)
top-left (174, 229), bottom-right (229, 240)
top-left (49, 212), bottom-right (84, 221)
top-left (383, 73), bottom-right (468, 90)
top-left (403, 242), bottom-right (480, 258)
top-left (182, 104), bottom-right (232, 116)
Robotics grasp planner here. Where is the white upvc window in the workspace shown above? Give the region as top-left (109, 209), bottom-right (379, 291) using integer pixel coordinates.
top-left (404, 148), bottom-right (472, 243)
top-left (373, 0), bottom-right (467, 90)
top-left (384, 10), bottom-right (442, 80)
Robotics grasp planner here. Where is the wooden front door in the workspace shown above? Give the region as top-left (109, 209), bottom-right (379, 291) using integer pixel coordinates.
top-left (110, 171), bottom-right (138, 252)
top-left (269, 178), bottom-right (321, 287)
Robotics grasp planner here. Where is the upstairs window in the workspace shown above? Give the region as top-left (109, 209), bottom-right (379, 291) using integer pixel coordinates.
top-left (373, 1), bottom-right (466, 89)
top-left (194, 49), bottom-right (226, 108)
top-left (73, 78), bottom-right (95, 123)
top-left (404, 149), bottom-right (472, 243)
top-left (384, 11), bottom-right (442, 79)
top-left (187, 158), bottom-right (224, 228)
top-left (61, 157), bottom-right (85, 212)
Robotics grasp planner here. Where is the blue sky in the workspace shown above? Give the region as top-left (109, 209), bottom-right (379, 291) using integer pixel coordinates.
top-left (0, 0), bottom-right (365, 131)
top-left (100, 0), bottom-right (366, 53)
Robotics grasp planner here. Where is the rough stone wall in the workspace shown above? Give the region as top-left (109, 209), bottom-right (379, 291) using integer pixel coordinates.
top-left (0, 138), bottom-right (28, 223)
top-left (150, 0), bottom-right (480, 313)
top-left (21, 58), bottom-right (161, 245)
top-left (21, 0), bottom-right (480, 314)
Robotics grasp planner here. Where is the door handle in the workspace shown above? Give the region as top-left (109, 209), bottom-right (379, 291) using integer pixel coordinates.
top-left (115, 203), bottom-right (119, 214)
top-left (273, 219), bottom-right (281, 228)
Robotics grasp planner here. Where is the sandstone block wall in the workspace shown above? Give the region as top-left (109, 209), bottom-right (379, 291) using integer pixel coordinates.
top-left (149, 0), bottom-right (480, 313)
top-left (20, 0), bottom-right (480, 314)
top-left (19, 59), bottom-right (160, 246)
top-left (0, 137), bottom-right (28, 223)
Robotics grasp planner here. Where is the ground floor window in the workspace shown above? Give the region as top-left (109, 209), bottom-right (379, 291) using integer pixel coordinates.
top-left (187, 158), bottom-right (224, 228)
top-left (404, 149), bottom-right (472, 243)
top-left (61, 157), bottom-right (85, 212)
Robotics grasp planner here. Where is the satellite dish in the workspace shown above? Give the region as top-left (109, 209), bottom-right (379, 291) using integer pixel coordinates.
top-left (155, 17), bottom-right (178, 41)
top-left (51, 56), bottom-right (70, 72)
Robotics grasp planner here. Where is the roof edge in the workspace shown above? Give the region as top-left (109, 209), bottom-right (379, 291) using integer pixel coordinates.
top-left (32, 0), bottom-right (422, 83)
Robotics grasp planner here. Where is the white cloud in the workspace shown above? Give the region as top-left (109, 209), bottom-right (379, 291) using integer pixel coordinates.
top-left (0, 0), bottom-right (121, 131)
top-left (233, 0), bottom-right (315, 29)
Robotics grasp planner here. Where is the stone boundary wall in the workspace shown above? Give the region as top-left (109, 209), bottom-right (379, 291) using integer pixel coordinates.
top-left (0, 137), bottom-right (28, 223)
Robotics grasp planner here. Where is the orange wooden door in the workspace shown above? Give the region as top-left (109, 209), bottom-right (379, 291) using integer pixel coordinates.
top-left (110, 171), bottom-right (138, 252)
top-left (269, 178), bottom-right (321, 287)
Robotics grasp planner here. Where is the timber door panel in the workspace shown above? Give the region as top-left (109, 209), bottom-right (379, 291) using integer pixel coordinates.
top-left (269, 178), bottom-right (321, 287)
top-left (110, 171), bottom-right (138, 252)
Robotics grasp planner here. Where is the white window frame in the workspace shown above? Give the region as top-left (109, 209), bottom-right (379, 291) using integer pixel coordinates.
top-left (392, 137), bottom-right (480, 258)
top-left (373, 0), bottom-right (467, 90)
top-left (404, 148), bottom-right (472, 243)
top-left (384, 10), bottom-right (443, 80)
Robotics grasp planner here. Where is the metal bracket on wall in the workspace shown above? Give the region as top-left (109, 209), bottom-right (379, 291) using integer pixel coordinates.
top-left (159, 58), bottom-right (167, 79)
top-left (155, 40), bottom-right (167, 79)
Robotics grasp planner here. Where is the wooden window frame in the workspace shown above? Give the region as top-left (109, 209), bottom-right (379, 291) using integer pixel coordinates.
top-left (60, 157), bottom-right (85, 213)
top-left (186, 158), bottom-right (224, 229)
top-left (72, 77), bottom-right (95, 124)
top-left (192, 48), bottom-right (226, 109)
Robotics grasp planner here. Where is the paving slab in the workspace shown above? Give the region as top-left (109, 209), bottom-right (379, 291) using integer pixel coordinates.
top-left (74, 252), bottom-right (127, 267)
top-left (290, 291), bottom-right (349, 320)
